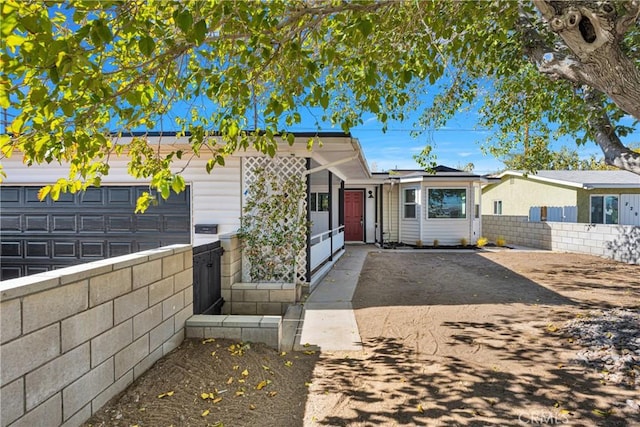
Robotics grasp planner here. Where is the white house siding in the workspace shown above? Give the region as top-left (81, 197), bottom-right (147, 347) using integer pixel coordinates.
top-left (399, 184), bottom-right (421, 244)
top-left (382, 183), bottom-right (400, 243)
top-left (422, 182), bottom-right (474, 245)
top-left (188, 157), bottom-right (241, 246)
top-left (2, 156), bottom-right (243, 247)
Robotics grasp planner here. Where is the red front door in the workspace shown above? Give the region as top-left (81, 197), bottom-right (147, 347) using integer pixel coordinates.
top-left (344, 190), bottom-right (364, 241)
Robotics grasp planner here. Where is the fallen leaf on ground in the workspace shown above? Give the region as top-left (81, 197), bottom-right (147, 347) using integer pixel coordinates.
top-left (201, 409), bottom-right (210, 417)
top-left (157, 391), bottom-right (174, 398)
top-left (242, 369), bottom-right (249, 377)
top-left (284, 360), bottom-right (293, 367)
top-left (202, 338), bottom-right (215, 344)
top-left (417, 404), bottom-right (424, 413)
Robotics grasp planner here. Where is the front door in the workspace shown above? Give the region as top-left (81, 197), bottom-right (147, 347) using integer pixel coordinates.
top-left (344, 190), bottom-right (364, 241)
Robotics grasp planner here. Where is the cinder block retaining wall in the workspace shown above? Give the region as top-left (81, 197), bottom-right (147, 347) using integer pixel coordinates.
top-left (0, 244), bottom-right (193, 427)
top-left (219, 233), bottom-right (299, 315)
top-left (482, 215), bottom-right (639, 264)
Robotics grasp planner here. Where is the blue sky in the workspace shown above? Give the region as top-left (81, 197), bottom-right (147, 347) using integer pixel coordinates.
top-left (289, 109), bottom-right (640, 175)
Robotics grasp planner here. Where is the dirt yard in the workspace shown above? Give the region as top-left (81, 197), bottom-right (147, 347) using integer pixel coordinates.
top-left (85, 250), bottom-right (639, 427)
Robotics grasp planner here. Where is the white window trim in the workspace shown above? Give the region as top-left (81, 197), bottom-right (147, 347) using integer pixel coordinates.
top-left (402, 187), bottom-right (419, 220)
top-left (493, 200), bottom-right (503, 215)
top-left (590, 194), bottom-right (619, 224)
top-left (426, 187), bottom-right (468, 220)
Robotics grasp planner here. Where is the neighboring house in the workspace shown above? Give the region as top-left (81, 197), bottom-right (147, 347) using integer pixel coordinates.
top-left (482, 170), bottom-right (640, 225)
top-left (0, 132), bottom-right (487, 282)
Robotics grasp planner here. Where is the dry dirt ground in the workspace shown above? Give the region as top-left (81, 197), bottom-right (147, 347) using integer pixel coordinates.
top-left (85, 250), bottom-right (639, 427)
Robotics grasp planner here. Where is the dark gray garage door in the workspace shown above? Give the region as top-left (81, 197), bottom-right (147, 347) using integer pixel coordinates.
top-left (0, 186), bottom-right (190, 280)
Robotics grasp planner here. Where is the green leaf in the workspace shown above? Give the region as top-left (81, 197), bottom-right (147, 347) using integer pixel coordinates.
top-left (175, 10), bottom-right (193, 34)
top-left (138, 36), bottom-right (156, 57)
top-left (358, 20), bottom-right (372, 37)
top-left (191, 19), bottom-right (207, 45)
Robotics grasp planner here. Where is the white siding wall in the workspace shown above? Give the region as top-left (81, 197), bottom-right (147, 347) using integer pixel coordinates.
top-left (2, 156), bottom-right (242, 247)
top-left (383, 184), bottom-right (399, 243)
top-left (399, 184), bottom-right (421, 244)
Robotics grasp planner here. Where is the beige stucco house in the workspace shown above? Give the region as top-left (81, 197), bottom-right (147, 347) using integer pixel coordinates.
top-left (482, 170), bottom-right (640, 225)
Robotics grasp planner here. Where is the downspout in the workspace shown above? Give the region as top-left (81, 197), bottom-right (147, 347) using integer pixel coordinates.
top-left (374, 186), bottom-right (378, 244)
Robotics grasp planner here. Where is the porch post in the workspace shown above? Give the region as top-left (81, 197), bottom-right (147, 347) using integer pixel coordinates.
top-left (306, 158), bottom-right (312, 283)
top-left (328, 171), bottom-right (333, 261)
top-left (379, 183), bottom-right (384, 247)
top-left (339, 180), bottom-right (345, 228)
top-left (374, 186), bottom-right (378, 244)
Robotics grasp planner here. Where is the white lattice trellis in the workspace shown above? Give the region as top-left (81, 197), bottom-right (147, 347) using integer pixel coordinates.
top-left (242, 157), bottom-right (308, 284)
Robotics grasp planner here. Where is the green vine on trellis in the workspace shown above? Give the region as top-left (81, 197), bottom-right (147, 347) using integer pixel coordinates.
top-left (239, 167), bottom-right (308, 283)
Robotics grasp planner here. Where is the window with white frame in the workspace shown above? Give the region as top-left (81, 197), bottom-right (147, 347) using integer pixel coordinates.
top-left (428, 188), bottom-right (466, 219)
top-left (590, 195), bottom-right (618, 224)
top-left (493, 200), bottom-right (502, 215)
top-left (403, 188), bottom-right (417, 219)
top-left (309, 193), bottom-right (329, 212)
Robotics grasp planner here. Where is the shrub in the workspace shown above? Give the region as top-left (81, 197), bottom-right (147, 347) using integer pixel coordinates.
top-left (460, 237), bottom-right (468, 246)
top-left (496, 236), bottom-right (507, 247)
top-left (476, 236), bottom-right (488, 247)
top-left (433, 239), bottom-right (439, 247)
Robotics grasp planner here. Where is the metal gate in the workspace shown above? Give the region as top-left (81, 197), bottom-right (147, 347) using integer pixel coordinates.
top-left (193, 241), bottom-right (224, 315)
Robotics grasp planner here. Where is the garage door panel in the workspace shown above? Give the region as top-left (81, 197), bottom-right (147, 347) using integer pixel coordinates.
top-left (109, 242), bottom-right (133, 257)
top-left (1, 187), bottom-right (20, 203)
top-left (165, 215), bottom-right (190, 232)
top-left (136, 215), bottom-right (162, 231)
top-left (108, 188), bottom-right (134, 204)
top-left (1, 215), bottom-right (21, 231)
top-left (27, 266), bottom-right (49, 276)
top-left (24, 188), bottom-right (43, 204)
top-left (108, 216), bottom-right (133, 231)
top-left (80, 216), bottom-right (105, 232)
top-left (53, 241), bottom-right (77, 257)
top-left (80, 241), bottom-right (105, 257)
top-left (1, 241), bottom-right (22, 257)
top-left (25, 215), bottom-right (49, 231)
top-left (81, 187), bottom-right (104, 204)
top-left (1, 266), bottom-right (21, 280)
top-left (53, 215), bottom-right (76, 232)
top-left (26, 241), bottom-right (49, 257)
top-left (0, 185), bottom-right (190, 280)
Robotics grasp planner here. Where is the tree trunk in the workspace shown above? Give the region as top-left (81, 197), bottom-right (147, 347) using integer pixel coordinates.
top-left (532, 0), bottom-right (640, 175)
top-left (533, 0), bottom-right (640, 120)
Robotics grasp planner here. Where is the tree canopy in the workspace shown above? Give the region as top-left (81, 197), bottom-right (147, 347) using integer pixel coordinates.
top-left (2, 0), bottom-right (639, 208)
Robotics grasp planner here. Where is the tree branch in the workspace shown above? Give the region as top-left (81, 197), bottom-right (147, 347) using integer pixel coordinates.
top-left (616, 0), bottom-right (640, 36)
top-left (585, 89), bottom-right (640, 175)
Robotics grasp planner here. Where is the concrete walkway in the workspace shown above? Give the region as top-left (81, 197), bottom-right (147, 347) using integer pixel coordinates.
top-left (294, 245), bottom-right (375, 352)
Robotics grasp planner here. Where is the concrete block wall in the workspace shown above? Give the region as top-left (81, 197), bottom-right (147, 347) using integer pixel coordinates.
top-left (229, 282), bottom-right (299, 315)
top-left (482, 215), bottom-right (552, 250)
top-left (185, 315), bottom-right (282, 351)
top-left (482, 215), bottom-right (639, 264)
top-left (219, 233), bottom-right (300, 315)
top-left (0, 244), bottom-right (193, 427)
